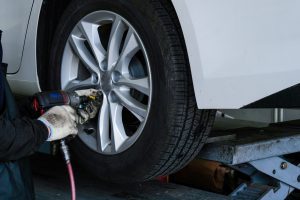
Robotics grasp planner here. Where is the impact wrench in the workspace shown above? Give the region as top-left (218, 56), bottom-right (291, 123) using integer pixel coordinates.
top-left (32, 90), bottom-right (102, 200)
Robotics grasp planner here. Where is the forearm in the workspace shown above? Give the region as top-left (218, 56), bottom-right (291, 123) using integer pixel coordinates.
top-left (0, 116), bottom-right (49, 161)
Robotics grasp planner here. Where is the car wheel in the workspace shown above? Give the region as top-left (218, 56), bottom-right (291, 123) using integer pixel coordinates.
top-left (48, 0), bottom-right (215, 183)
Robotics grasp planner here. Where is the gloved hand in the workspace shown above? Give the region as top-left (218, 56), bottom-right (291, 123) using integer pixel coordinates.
top-left (38, 106), bottom-right (78, 141)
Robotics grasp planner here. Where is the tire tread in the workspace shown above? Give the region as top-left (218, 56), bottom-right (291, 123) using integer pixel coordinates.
top-left (143, 0), bottom-right (215, 180)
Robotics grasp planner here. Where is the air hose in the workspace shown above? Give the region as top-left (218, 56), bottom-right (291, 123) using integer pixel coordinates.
top-left (32, 90), bottom-right (102, 200)
top-left (60, 140), bottom-right (76, 200)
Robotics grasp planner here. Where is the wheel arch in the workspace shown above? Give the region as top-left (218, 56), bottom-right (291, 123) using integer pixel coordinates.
top-left (170, 0), bottom-right (205, 109)
top-left (37, 0), bottom-right (72, 91)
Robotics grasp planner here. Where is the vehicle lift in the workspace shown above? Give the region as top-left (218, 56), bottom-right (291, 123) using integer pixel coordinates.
top-left (33, 121), bottom-right (300, 200)
top-left (198, 121), bottom-right (300, 200)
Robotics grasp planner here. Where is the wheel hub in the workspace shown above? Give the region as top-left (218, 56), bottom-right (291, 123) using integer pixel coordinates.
top-left (100, 71), bottom-right (113, 94)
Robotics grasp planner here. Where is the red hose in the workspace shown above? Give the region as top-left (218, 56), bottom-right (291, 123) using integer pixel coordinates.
top-left (67, 162), bottom-right (76, 200)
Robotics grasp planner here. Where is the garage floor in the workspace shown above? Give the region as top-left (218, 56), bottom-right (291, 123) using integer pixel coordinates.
top-left (31, 154), bottom-right (228, 200)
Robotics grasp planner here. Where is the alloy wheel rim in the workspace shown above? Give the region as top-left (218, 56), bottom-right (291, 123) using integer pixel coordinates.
top-left (61, 11), bottom-right (152, 155)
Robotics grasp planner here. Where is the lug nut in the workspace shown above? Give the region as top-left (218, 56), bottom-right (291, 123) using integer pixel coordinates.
top-left (280, 162), bottom-right (288, 170)
top-left (111, 71), bottom-right (121, 83)
top-left (84, 128), bottom-right (96, 135)
top-left (93, 74), bottom-right (99, 84)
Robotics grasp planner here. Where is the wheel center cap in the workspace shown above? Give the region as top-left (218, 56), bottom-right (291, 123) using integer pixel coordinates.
top-left (100, 72), bottom-right (113, 94)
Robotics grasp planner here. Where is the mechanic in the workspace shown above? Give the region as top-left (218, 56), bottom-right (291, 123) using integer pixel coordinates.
top-left (0, 30), bottom-right (92, 199)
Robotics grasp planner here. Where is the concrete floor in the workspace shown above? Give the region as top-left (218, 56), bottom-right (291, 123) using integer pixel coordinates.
top-left (31, 154), bottom-right (229, 200)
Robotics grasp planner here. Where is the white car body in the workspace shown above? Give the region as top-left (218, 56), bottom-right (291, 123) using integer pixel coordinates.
top-left (2, 0), bottom-right (300, 109)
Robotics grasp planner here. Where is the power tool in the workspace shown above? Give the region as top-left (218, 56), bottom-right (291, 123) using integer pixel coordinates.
top-left (33, 90), bottom-right (94, 114)
top-left (32, 90), bottom-right (102, 200)
top-left (33, 90), bottom-right (102, 124)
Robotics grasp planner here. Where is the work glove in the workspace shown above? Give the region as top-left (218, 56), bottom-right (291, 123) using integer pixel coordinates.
top-left (38, 106), bottom-right (79, 141)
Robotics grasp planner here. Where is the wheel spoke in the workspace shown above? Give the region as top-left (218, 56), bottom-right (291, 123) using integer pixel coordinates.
top-left (61, 43), bottom-right (81, 89)
top-left (116, 76), bottom-right (150, 96)
top-left (109, 101), bottom-right (128, 152)
top-left (115, 29), bottom-right (140, 74)
top-left (113, 89), bottom-right (147, 121)
top-left (107, 16), bottom-right (127, 70)
top-left (64, 76), bottom-right (97, 91)
top-left (78, 21), bottom-right (106, 67)
top-left (97, 94), bottom-right (110, 152)
top-left (69, 34), bottom-right (101, 75)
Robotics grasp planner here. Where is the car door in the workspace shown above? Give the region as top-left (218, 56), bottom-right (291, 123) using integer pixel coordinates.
top-left (0, 0), bottom-right (34, 73)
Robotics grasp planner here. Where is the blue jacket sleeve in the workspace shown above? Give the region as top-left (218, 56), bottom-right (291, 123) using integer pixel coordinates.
top-left (0, 30), bottom-right (48, 161)
top-left (0, 116), bottom-right (49, 161)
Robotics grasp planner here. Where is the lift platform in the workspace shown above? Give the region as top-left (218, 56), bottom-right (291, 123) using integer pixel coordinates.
top-left (33, 122), bottom-right (300, 200)
top-left (198, 122), bottom-right (300, 200)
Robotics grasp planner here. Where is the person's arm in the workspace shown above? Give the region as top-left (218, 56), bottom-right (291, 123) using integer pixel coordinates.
top-left (0, 105), bottom-right (79, 162)
top-left (17, 97), bottom-right (39, 119)
top-left (0, 89), bottom-right (97, 161)
top-left (0, 116), bottom-right (48, 161)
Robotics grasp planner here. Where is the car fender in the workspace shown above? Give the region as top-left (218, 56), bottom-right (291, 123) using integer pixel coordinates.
top-left (7, 0), bottom-right (43, 95)
top-left (172, 0), bottom-right (300, 108)
top-left (0, 0), bottom-right (34, 74)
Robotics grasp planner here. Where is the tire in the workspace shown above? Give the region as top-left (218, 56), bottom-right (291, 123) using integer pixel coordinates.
top-left (48, 0), bottom-right (215, 183)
